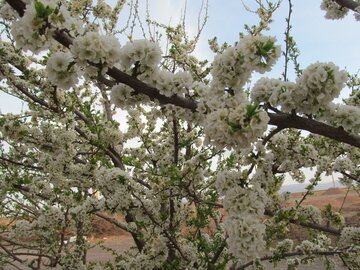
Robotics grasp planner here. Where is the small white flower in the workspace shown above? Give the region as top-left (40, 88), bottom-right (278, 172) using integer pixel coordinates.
top-left (46, 52), bottom-right (79, 89)
top-left (320, 0), bottom-right (349, 20)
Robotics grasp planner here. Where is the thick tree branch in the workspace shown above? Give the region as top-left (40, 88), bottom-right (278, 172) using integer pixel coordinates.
top-left (335, 0), bottom-right (360, 12)
top-left (268, 112), bottom-right (360, 148)
top-left (340, 171), bottom-right (360, 183)
top-left (107, 67), bottom-right (198, 111)
top-left (5, 0), bottom-right (25, 16)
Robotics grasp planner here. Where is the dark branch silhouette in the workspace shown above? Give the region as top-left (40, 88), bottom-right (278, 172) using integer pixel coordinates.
top-left (335, 0), bottom-right (360, 12)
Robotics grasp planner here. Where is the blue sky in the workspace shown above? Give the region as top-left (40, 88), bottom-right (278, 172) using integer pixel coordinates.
top-left (132, 0), bottom-right (359, 81)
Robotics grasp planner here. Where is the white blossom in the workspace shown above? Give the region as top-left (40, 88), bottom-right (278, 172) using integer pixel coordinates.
top-left (251, 78), bottom-right (297, 112)
top-left (70, 31), bottom-right (121, 68)
top-left (119, 39), bottom-right (162, 73)
top-left (319, 103), bottom-right (360, 133)
top-left (11, 2), bottom-right (50, 52)
top-left (321, 0), bottom-right (349, 20)
top-left (333, 156), bottom-right (355, 172)
top-left (293, 62), bottom-right (347, 114)
top-left (46, 51), bottom-right (79, 89)
top-left (203, 96), bottom-right (269, 149)
top-left (340, 227), bottom-right (360, 246)
top-left (211, 34), bottom-right (281, 91)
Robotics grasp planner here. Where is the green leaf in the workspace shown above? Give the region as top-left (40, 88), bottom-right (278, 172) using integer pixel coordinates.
top-left (227, 121), bottom-right (242, 132)
top-left (0, 48), bottom-right (6, 57)
top-left (246, 104), bottom-right (258, 118)
top-left (34, 0), bottom-right (54, 19)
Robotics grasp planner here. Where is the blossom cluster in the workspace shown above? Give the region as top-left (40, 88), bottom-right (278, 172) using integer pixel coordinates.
top-left (45, 30), bottom-right (123, 88)
top-left (93, 0), bottom-right (112, 19)
top-left (10, 0), bottom-right (82, 53)
top-left (333, 156), bottom-right (355, 172)
top-left (297, 205), bottom-right (322, 224)
top-left (8, 206), bottom-right (70, 247)
top-left (319, 103), bottom-right (360, 134)
top-left (119, 39), bottom-right (162, 74)
top-left (46, 51), bottom-right (79, 89)
top-left (251, 62), bottom-right (347, 114)
top-left (272, 239), bottom-right (294, 258)
top-left (295, 234), bottom-right (331, 255)
top-left (295, 62), bottom-right (347, 114)
top-left (266, 132), bottom-right (319, 177)
top-left (70, 31), bottom-right (121, 69)
top-left (211, 35), bottom-right (281, 91)
top-left (202, 94), bottom-right (270, 149)
top-left (110, 83), bottom-right (138, 108)
top-left (251, 78), bottom-right (297, 113)
top-left (216, 171), bottom-right (268, 261)
top-left (151, 70), bottom-right (193, 97)
top-left (198, 34), bottom-right (283, 149)
top-left (339, 227), bottom-right (360, 246)
top-left (10, 0), bottom-right (54, 53)
top-left (94, 167), bottom-right (133, 213)
top-left (320, 0), bottom-right (349, 20)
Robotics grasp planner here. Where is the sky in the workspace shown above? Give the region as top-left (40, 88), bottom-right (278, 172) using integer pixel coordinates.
top-left (2, 0), bottom-right (359, 112)
top-left (125, 0), bottom-right (359, 81)
top-left (1, 0), bottom-right (359, 189)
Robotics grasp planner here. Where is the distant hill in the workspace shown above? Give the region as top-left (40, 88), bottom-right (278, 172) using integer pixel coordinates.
top-left (281, 181), bottom-right (345, 193)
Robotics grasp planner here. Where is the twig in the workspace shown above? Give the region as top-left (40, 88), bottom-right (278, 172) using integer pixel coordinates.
top-left (282, 0), bottom-right (293, 81)
top-left (339, 186), bottom-right (350, 213)
top-left (236, 249), bottom-right (351, 269)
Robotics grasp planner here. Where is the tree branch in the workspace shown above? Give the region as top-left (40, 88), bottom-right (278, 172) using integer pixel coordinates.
top-left (264, 209), bottom-right (341, 235)
top-left (340, 171), bottom-right (360, 183)
top-left (186, 198), bottom-right (341, 235)
top-left (282, 0), bottom-right (293, 82)
top-left (4, 0), bottom-right (25, 16)
top-left (335, 0), bottom-right (360, 13)
top-left (0, 156), bottom-right (42, 170)
top-left (236, 248), bottom-right (352, 270)
top-left (268, 112), bottom-right (360, 148)
top-left (95, 212), bottom-right (129, 232)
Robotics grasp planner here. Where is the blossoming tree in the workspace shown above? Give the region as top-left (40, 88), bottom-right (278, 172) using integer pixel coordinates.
top-left (0, 0), bottom-right (359, 269)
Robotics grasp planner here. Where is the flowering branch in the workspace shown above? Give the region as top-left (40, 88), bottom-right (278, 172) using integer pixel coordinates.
top-left (268, 112), bottom-right (360, 148)
top-left (340, 171), bottom-right (360, 183)
top-left (4, 0), bottom-right (360, 149)
top-left (235, 248), bottom-right (353, 270)
top-left (95, 212), bottom-right (129, 232)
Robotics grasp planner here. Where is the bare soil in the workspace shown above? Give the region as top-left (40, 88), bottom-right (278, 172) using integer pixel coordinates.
top-left (290, 187), bottom-right (360, 217)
